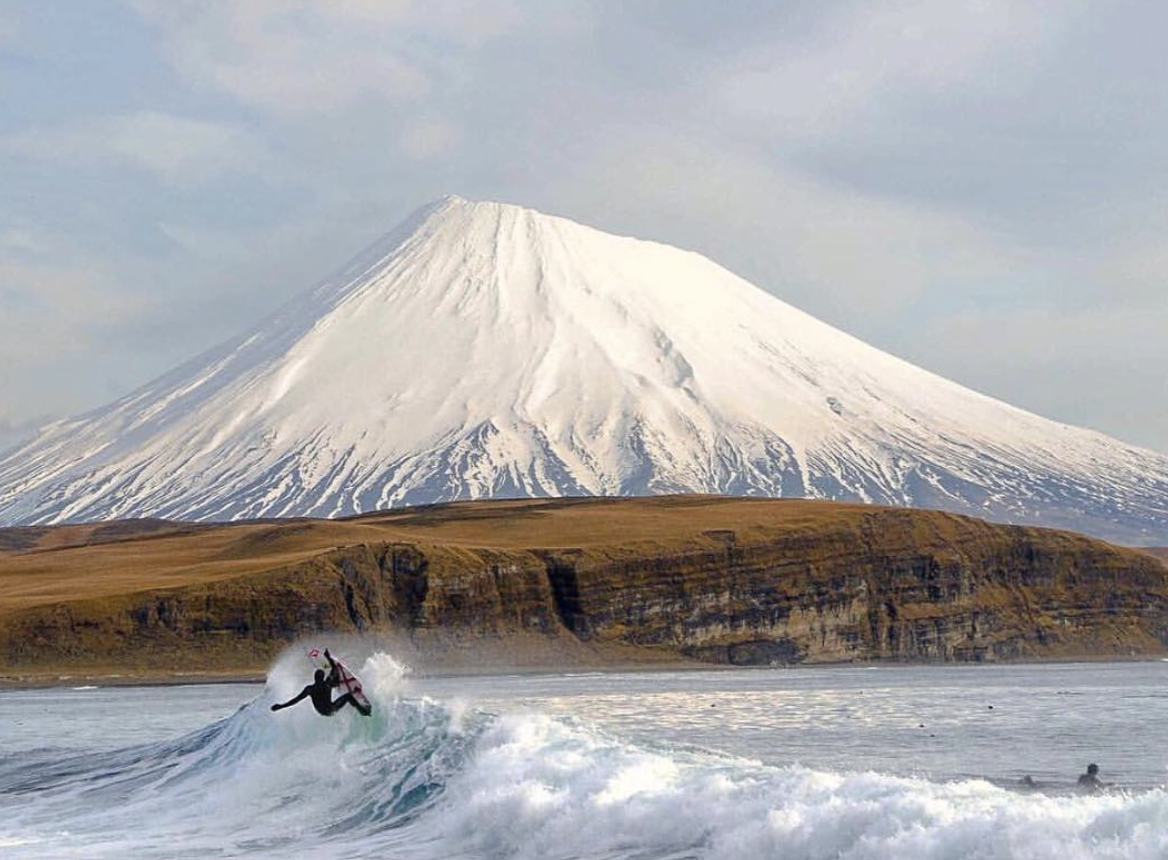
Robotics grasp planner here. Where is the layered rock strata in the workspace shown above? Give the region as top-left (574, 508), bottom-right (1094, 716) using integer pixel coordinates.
top-left (2, 497), bottom-right (1165, 677)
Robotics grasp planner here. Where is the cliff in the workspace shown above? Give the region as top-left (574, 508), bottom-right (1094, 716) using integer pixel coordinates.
top-left (2, 496), bottom-right (1166, 680)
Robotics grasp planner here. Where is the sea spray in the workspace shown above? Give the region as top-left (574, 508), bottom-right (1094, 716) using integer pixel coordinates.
top-left (360, 650), bottom-right (413, 702)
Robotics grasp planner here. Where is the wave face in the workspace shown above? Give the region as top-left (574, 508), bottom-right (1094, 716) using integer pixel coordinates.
top-left (3, 654), bottom-right (1168, 860)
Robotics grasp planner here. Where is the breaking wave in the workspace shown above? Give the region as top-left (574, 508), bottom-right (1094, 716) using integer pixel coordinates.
top-left (2, 652), bottom-right (1167, 859)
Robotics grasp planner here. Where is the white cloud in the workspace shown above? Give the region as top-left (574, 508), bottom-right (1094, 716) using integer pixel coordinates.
top-left (718, 0), bottom-right (1061, 136)
top-left (124, 0), bottom-right (532, 114)
top-left (124, 1), bottom-right (422, 113)
top-left (0, 256), bottom-right (143, 349)
top-left (0, 253), bottom-right (141, 418)
top-left (3, 111), bottom-right (269, 185)
top-left (398, 117), bottom-right (460, 160)
top-left (0, 228), bottom-right (44, 255)
top-left (0, 223), bottom-right (173, 436)
top-left (1092, 231), bottom-right (1168, 304)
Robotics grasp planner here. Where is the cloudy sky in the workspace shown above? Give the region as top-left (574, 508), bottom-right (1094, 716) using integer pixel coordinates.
top-left (2, 0), bottom-right (1166, 453)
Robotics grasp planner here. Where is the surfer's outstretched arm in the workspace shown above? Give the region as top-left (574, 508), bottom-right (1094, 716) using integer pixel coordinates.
top-left (323, 648), bottom-right (340, 687)
top-left (270, 686), bottom-right (311, 712)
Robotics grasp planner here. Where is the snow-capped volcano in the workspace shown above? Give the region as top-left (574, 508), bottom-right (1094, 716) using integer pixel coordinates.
top-left (2, 196), bottom-right (1167, 543)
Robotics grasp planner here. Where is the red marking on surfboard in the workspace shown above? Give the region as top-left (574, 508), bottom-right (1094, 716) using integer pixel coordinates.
top-left (333, 658), bottom-right (372, 712)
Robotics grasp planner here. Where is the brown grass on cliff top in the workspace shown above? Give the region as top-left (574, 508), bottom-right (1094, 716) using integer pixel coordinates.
top-left (0, 495), bottom-right (1116, 613)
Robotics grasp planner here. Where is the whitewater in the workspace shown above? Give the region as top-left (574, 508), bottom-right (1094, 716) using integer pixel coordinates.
top-left (3, 659), bottom-right (1167, 859)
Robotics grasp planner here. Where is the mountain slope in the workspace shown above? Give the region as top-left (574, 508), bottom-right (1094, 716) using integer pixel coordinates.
top-left (2, 196), bottom-right (1167, 542)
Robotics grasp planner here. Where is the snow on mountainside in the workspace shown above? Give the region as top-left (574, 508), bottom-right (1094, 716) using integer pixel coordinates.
top-left (2, 196), bottom-right (1167, 543)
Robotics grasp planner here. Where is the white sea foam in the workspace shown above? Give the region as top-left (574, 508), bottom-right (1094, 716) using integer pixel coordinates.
top-left (438, 712), bottom-right (1168, 860)
top-left (2, 652), bottom-right (1166, 859)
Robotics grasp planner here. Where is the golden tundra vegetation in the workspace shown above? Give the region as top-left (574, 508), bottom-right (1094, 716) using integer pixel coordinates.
top-left (1, 496), bottom-right (1166, 683)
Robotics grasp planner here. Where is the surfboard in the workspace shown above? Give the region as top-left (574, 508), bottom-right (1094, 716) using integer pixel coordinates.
top-left (331, 657), bottom-right (372, 715)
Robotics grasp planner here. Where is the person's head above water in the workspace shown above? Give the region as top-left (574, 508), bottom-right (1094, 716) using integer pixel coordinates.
top-left (314, 669), bottom-right (326, 683)
top-left (1087, 764), bottom-right (1099, 775)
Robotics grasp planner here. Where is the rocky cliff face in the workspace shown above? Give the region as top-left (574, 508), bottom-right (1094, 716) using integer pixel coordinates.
top-left (2, 498), bottom-right (1166, 678)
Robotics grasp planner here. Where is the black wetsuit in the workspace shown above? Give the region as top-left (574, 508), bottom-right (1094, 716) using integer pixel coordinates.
top-left (1077, 773), bottom-right (1103, 792)
top-left (317, 678), bottom-right (361, 716)
top-left (271, 663), bottom-right (365, 717)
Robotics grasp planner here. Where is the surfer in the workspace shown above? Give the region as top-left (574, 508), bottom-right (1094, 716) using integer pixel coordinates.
top-left (270, 649), bottom-right (372, 717)
top-left (1076, 763), bottom-right (1105, 792)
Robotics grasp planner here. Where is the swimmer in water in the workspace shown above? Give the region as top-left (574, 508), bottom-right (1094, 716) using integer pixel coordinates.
top-left (1076, 763), bottom-right (1106, 792)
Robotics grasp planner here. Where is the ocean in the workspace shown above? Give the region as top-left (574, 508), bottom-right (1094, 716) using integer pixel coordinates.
top-left (2, 655), bottom-right (1167, 858)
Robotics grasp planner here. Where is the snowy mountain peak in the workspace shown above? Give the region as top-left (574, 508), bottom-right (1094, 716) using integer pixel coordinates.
top-left (2, 197), bottom-right (1167, 543)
